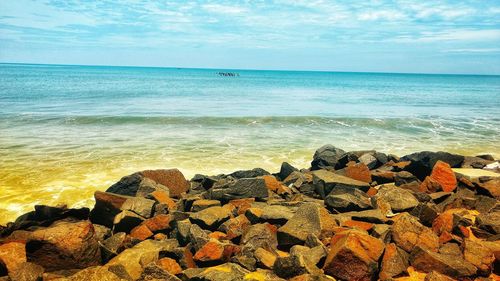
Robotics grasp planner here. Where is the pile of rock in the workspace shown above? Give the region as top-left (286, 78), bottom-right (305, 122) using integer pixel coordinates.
top-left (0, 145), bottom-right (499, 281)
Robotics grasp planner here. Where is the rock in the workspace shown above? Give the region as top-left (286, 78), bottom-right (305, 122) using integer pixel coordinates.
top-left (130, 224), bottom-right (154, 240)
top-left (90, 191), bottom-right (155, 227)
top-left (358, 153), bottom-right (378, 170)
top-left (476, 211), bottom-right (500, 235)
top-left (371, 170), bottom-right (395, 184)
top-left (273, 255), bottom-right (307, 279)
top-left (409, 203), bottom-right (439, 227)
top-left (229, 168), bottom-right (270, 179)
top-left (157, 257), bottom-right (182, 275)
top-left (373, 184), bottom-right (419, 212)
top-left (476, 178), bottom-right (500, 199)
top-left (189, 262), bottom-right (249, 280)
top-left (312, 170), bottom-right (370, 198)
top-left (262, 175), bottom-right (290, 195)
top-left (345, 162), bottom-right (372, 183)
top-left (324, 186), bottom-right (372, 212)
top-left (106, 169), bottom-right (189, 198)
top-left (191, 200), bottom-right (221, 212)
top-left (277, 162), bottom-right (299, 181)
top-left (142, 214), bottom-right (173, 233)
top-left (208, 178), bottom-right (269, 202)
top-left (379, 243), bottom-right (409, 280)
top-left (424, 271), bottom-right (456, 281)
top-left (112, 210), bottom-right (144, 233)
top-left (311, 145), bottom-right (346, 170)
top-left (100, 232), bottom-right (127, 262)
top-left (104, 239), bottom-right (178, 280)
top-left (0, 242), bottom-right (26, 275)
top-left (245, 205), bottom-right (295, 225)
top-left (190, 206), bottom-right (233, 230)
top-left (138, 263), bottom-right (182, 281)
top-left (409, 245), bottom-right (477, 278)
top-left (323, 230), bottom-right (385, 281)
top-left (218, 215), bottom-right (251, 240)
top-left (193, 239), bottom-right (240, 266)
top-left (9, 262), bottom-right (44, 281)
top-left (401, 151), bottom-right (464, 180)
top-left (395, 171), bottom-right (420, 186)
top-left (278, 203), bottom-right (336, 247)
top-left (463, 239), bottom-right (495, 276)
top-left (56, 266), bottom-right (122, 281)
top-left (391, 213), bottom-right (439, 252)
top-left (26, 220), bottom-right (100, 271)
top-left (429, 161), bottom-right (457, 192)
top-left (462, 156), bottom-right (494, 169)
top-left (188, 224), bottom-right (210, 252)
top-left (254, 248), bottom-right (277, 269)
top-left (241, 223), bottom-right (278, 251)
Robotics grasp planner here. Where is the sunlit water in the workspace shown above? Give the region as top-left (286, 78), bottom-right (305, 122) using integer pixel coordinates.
top-left (1, 63), bottom-right (499, 224)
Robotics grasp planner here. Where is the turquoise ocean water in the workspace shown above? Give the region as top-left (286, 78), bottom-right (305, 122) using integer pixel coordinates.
top-left (0, 63), bottom-right (499, 222)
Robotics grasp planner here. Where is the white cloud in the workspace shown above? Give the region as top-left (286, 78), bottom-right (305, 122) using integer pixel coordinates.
top-left (394, 29), bottom-right (500, 42)
top-left (443, 48), bottom-right (500, 53)
top-left (358, 10), bottom-right (407, 21)
top-left (202, 4), bottom-right (247, 15)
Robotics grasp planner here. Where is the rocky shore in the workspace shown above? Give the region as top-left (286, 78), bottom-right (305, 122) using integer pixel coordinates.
top-left (0, 145), bottom-right (499, 281)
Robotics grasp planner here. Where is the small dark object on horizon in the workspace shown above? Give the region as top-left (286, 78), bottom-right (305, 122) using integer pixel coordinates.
top-left (217, 72), bottom-right (240, 77)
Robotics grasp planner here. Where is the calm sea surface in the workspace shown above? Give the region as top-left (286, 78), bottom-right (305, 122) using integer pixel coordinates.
top-left (1, 63), bottom-right (499, 223)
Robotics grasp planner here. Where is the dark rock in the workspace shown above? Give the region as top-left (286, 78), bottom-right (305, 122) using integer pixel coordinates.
top-left (188, 224), bottom-right (210, 251)
top-left (394, 171), bottom-right (419, 186)
top-left (112, 210), bottom-right (144, 233)
top-left (273, 256), bottom-right (307, 278)
top-left (191, 174), bottom-right (219, 190)
top-left (312, 169), bottom-right (370, 199)
top-left (90, 191), bottom-right (155, 228)
top-left (410, 203), bottom-right (439, 227)
top-left (229, 168), bottom-right (270, 179)
top-left (371, 170), bottom-right (396, 184)
top-left (207, 178), bottom-right (269, 202)
top-left (245, 205), bottom-right (295, 225)
top-left (409, 245), bottom-right (477, 278)
top-left (100, 232), bottom-right (127, 263)
top-left (138, 263), bottom-right (182, 281)
top-left (476, 211), bottom-right (500, 235)
top-left (324, 186), bottom-right (372, 212)
top-left (310, 145), bottom-right (346, 170)
top-left (277, 162), bottom-right (299, 181)
top-left (278, 203), bottom-right (336, 247)
top-left (191, 200), bottom-right (221, 212)
top-left (358, 153), bottom-right (378, 170)
top-left (26, 220), bottom-right (100, 271)
top-left (462, 156), bottom-right (493, 169)
top-left (401, 151), bottom-right (464, 180)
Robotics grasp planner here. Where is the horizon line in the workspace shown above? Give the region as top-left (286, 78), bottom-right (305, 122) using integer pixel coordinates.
top-left (1, 61), bottom-right (499, 77)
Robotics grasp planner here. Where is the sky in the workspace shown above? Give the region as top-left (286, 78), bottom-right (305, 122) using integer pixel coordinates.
top-left (0, 0), bottom-right (500, 74)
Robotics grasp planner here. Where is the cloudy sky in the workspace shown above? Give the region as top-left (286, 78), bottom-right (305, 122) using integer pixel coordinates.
top-left (1, 0), bottom-right (499, 74)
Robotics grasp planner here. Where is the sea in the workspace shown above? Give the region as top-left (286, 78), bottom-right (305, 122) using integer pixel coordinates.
top-left (1, 63), bottom-right (499, 223)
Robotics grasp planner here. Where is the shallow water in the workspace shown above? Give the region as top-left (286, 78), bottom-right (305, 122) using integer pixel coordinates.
top-left (1, 63), bottom-right (499, 224)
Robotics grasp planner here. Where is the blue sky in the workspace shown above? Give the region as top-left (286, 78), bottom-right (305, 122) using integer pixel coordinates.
top-left (1, 1), bottom-right (499, 74)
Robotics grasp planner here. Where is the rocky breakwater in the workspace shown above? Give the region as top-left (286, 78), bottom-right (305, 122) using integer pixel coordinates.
top-left (1, 146), bottom-right (499, 281)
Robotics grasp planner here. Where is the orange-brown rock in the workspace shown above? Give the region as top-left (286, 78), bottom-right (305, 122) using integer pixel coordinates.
top-left (323, 230), bottom-right (385, 281)
top-left (140, 168), bottom-right (189, 198)
top-left (420, 176), bottom-right (442, 193)
top-left (254, 247), bottom-right (277, 269)
top-left (432, 211), bottom-right (454, 243)
top-left (130, 224), bottom-right (153, 240)
top-left (342, 220), bottom-right (373, 231)
top-left (463, 239), bottom-right (495, 276)
top-left (193, 240), bottom-right (240, 265)
top-left (380, 243), bottom-right (409, 280)
top-left (149, 190), bottom-right (177, 210)
top-left (157, 257), bottom-right (182, 275)
top-left (153, 233), bottom-right (168, 240)
top-left (429, 161), bottom-right (457, 192)
top-left (392, 213), bottom-right (439, 252)
top-left (26, 220), bottom-right (100, 271)
top-left (143, 214), bottom-right (173, 232)
top-left (0, 242), bottom-right (26, 275)
top-left (228, 198), bottom-right (255, 215)
top-left (476, 178), bottom-right (500, 198)
top-left (218, 214), bottom-right (251, 240)
top-left (366, 187), bottom-right (378, 197)
top-left (209, 231), bottom-right (228, 240)
top-left (345, 161), bottom-right (372, 183)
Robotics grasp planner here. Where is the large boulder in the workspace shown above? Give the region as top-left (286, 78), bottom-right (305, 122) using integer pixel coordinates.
top-left (278, 203), bottom-right (336, 247)
top-left (323, 230), bottom-right (385, 281)
top-left (207, 178), bottom-right (269, 202)
top-left (428, 161), bottom-right (457, 192)
top-left (106, 169), bottom-right (189, 198)
top-left (312, 170), bottom-right (370, 198)
top-left (379, 243), bottom-right (409, 280)
top-left (401, 151), bottom-right (464, 180)
top-left (0, 242), bottom-right (26, 276)
top-left (26, 220), bottom-right (100, 271)
top-left (229, 168), bottom-right (270, 179)
top-left (277, 162), bottom-right (299, 181)
top-left (311, 145), bottom-right (346, 170)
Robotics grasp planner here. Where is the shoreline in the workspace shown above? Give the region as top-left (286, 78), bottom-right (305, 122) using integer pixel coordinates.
top-left (1, 145), bottom-right (499, 280)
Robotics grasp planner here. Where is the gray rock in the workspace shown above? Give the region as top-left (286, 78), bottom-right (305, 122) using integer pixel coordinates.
top-left (410, 245), bottom-right (477, 278)
top-left (138, 263), bottom-right (182, 281)
top-left (476, 211), bottom-right (500, 235)
top-left (324, 186), bottom-right (372, 212)
top-left (241, 223), bottom-right (278, 251)
top-left (359, 153), bottom-right (378, 170)
top-left (188, 224), bottom-right (210, 252)
top-left (112, 210), bottom-right (144, 233)
top-left (401, 151), bottom-right (465, 180)
top-left (310, 145), bottom-right (346, 170)
top-left (245, 205), bottom-right (295, 225)
top-left (189, 206), bottom-right (232, 230)
top-left (273, 255), bottom-right (307, 278)
top-left (312, 169), bottom-right (370, 198)
top-left (100, 232), bottom-right (127, 263)
top-left (277, 162), bottom-right (299, 181)
top-left (229, 168), bottom-right (270, 179)
top-left (207, 178), bottom-right (269, 202)
top-left (373, 185), bottom-right (419, 212)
